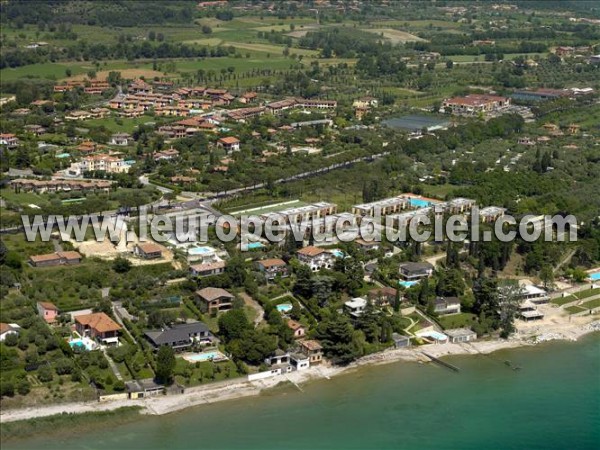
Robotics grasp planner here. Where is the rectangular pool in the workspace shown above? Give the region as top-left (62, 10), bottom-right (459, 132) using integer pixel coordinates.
top-left (409, 198), bottom-right (434, 208)
top-left (589, 272), bottom-right (600, 281)
top-left (418, 331), bottom-right (448, 341)
top-left (188, 246), bottom-right (215, 256)
top-left (184, 351), bottom-right (228, 363)
top-left (399, 280), bottom-right (419, 288)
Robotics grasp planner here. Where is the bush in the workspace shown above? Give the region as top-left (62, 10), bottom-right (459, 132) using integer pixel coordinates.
top-left (16, 379), bottom-right (30, 396)
top-left (1, 380), bottom-right (15, 397)
top-left (54, 358), bottom-right (74, 375)
top-left (37, 365), bottom-right (54, 382)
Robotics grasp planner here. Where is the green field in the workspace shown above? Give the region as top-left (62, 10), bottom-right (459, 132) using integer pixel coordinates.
top-left (84, 116), bottom-right (156, 133)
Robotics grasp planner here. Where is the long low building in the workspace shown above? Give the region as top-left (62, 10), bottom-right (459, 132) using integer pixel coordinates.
top-left (29, 251), bottom-right (82, 267)
top-left (10, 178), bottom-right (113, 193)
top-left (441, 94), bottom-right (510, 115)
top-left (144, 322), bottom-right (212, 351)
top-left (259, 202), bottom-right (338, 225)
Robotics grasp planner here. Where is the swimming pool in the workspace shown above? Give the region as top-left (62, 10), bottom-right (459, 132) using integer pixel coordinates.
top-left (418, 331), bottom-right (448, 341)
top-left (330, 250), bottom-right (344, 258)
top-left (409, 198), bottom-right (433, 208)
top-left (399, 280), bottom-right (419, 288)
top-left (589, 272), bottom-right (600, 281)
top-left (56, 153), bottom-right (71, 159)
top-left (247, 242), bottom-right (265, 250)
top-left (69, 338), bottom-right (94, 351)
top-left (188, 246), bottom-right (215, 256)
top-left (276, 303), bottom-right (293, 313)
top-left (184, 351), bottom-right (227, 363)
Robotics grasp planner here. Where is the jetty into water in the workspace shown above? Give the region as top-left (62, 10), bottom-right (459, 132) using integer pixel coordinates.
top-left (421, 352), bottom-right (460, 372)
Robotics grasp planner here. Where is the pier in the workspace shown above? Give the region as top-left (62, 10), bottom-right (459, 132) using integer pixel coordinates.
top-left (421, 352), bottom-right (460, 372)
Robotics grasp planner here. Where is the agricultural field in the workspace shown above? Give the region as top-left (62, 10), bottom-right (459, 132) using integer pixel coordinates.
top-left (361, 28), bottom-right (426, 44)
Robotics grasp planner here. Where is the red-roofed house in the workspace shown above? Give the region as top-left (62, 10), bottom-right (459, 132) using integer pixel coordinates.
top-left (297, 246), bottom-right (334, 271)
top-left (189, 261), bottom-right (226, 278)
top-left (0, 133), bottom-right (19, 148)
top-left (441, 94), bottom-right (510, 115)
top-left (75, 312), bottom-right (121, 345)
top-left (217, 136), bottom-right (240, 152)
top-left (37, 302), bottom-right (59, 323)
top-left (255, 258), bottom-right (288, 280)
top-left (133, 242), bottom-right (164, 259)
top-left (287, 320), bottom-right (306, 339)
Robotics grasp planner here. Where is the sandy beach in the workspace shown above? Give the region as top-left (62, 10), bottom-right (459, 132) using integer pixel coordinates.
top-left (1, 310), bottom-right (599, 425)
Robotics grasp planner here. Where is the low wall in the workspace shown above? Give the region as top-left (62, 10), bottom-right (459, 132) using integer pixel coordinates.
top-left (248, 368), bottom-right (283, 382)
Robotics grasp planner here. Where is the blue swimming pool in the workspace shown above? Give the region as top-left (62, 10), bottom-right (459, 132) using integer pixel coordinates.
top-left (399, 280), bottom-right (419, 288)
top-left (188, 246), bottom-right (214, 256)
top-left (418, 331), bottom-right (448, 341)
top-left (247, 242), bottom-right (265, 249)
top-left (186, 351), bottom-right (223, 362)
top-left (56, 153), bottom-right (71, 159)
top-left (409, 198), bottom-right (433, 208)
top-left (276, 303), bottom-right (293, 313)
top-left (589, 272), bottom-right (600, 281)
top-left (69, 338), bottom-right (94, 351)
top-left (330, 250), bottom-right (344, 258)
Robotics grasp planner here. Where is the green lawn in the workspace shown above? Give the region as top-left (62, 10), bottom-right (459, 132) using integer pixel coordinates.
top-left (84, 115), bottom-right (156, 133)
top-left (438, 313), bottom-right (477, 330)
top-left (581, 298), bottom-right (600, 310)
top-left (577, 288), bottom-right (600, 300)
top-left (552, 295), bottom-right (577, 306)
top-left (565, 305), bottom-right (586, 315)
top-left (173, 357), bottom-right (242, 387)
top-left (0, 189), bottom-right (51, 208)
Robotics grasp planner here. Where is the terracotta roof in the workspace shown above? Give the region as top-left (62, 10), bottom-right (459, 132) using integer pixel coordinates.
top-left (37, 301), bottom-right (58, 311)
top-left (57, 251), bottom-right (82, 260)
top-left (196, 287), bottom-right (234, 301)
top-left (257, 258), bottom-right (286, 268)
top-left (189, 261), bottom-right (226, 272)
top-left (30, 253), bottom-right (61, 263)
top-left (287, 320), bottom-right (304, 331)
top-left (218, 136), bottom-right (240, 145)
top-left (300, 339), bottom-right (322, 351)
top-left (75, 312), bottom-right (121, 333)
top-left (136, 242), bottom-right (163, 254)
top-left (297, 246), bottom-right (324, 257)
top-left (0, 323), bottom-right (14, 334)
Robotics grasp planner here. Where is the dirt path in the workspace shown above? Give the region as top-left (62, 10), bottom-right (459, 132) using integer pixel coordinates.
top-left (239, 292), bottom-right (264, 327)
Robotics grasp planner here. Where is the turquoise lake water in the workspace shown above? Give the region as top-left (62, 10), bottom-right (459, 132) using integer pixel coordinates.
top-left (5, 334), bottom-right (600, 450)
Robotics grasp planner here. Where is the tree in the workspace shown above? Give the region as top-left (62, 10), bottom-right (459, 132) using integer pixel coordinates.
top-left (316, 314), bottom-right (361, 365)
top-left (539, 265), bottom-right (554, 290)
top-left (155, 345), bottom-right (176, 385)
top-left (498, 284), bottom-right (523, 338)
top-left (229, 329), bottom-right (277, 365)
top-left (218, 309), bottom-right (251, 342)
top-left (112, 257), bottom-right (132, 273)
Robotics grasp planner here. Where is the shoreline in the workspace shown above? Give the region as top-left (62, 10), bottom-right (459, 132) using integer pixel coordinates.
top-left (1, 317), bottom-right (599, 425)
